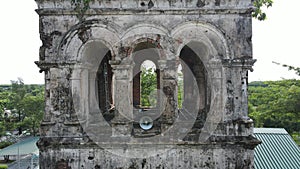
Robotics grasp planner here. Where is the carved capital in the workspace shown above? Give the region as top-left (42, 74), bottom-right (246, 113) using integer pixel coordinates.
top-left (222, 58), bottom-right (256, 71)
top-left (35, 61), bottom-right (77, 73)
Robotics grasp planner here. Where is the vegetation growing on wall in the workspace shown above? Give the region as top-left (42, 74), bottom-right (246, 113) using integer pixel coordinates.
top-left (70, 0), bottom-right (273, 21)
top-left (253, 0), bottom-right (273, 20)
top-left (71, 0), bottom-right (91, 19)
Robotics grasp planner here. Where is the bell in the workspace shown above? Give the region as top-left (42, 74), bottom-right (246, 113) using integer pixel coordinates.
top-left (139, 116), bottom-right (153, 130)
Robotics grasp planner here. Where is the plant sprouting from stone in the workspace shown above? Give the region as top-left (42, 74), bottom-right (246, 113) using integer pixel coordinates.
top-left (69, 0), bottom-right (273, 21)
top-left (71, 0), bottom-right (91, 19)
top-left (253, 0), bottom-right (273, 20)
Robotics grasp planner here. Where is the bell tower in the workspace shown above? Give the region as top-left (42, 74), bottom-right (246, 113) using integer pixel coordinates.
top-left (35, 0), bottom-right (260, 168)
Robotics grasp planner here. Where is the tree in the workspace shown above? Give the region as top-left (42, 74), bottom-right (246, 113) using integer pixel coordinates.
top-left (177, 71), bottom-right (184, 108)
top-left (140, 67), bottom-right (184, 109)
top-left (248, 80), bottom-right (300, 145)
top-left (0, 80), bottom-right (45, 137)
top-left (10, 78), bottom-right (26, 134)
top-left (282, 64), bottom-right (300, 76)
top-left (140, 67), bottom-right (157, 107)
top-left (19, 94), bottom-right (44, 136)
top-left (0, 92), bottom-right (11, 119)
top-left (273, 61), bottom-right (300, 76)
top-left (253, 0), bottom-right (273, 20)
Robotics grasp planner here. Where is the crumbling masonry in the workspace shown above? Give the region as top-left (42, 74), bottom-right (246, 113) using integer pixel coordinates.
top-left (35, 0), bottom-right (260, 168)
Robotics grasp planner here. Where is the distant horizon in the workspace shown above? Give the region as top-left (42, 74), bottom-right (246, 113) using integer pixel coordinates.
top-left (0, 1), bottom-right (299, 84)
top-left (1, 77), bottom-right (300, 85)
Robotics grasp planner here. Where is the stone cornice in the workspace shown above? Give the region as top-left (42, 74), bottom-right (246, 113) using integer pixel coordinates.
top-left (35, 61), bottom-right (78, 72)
top-left (36, 135), bottom-right (261, 150)
top-left (35, 0), bottom-right (253, 9)
top-left (36, 7), bottom-right (254, 16)
top-left (222, 58), bottom-right (256, 71)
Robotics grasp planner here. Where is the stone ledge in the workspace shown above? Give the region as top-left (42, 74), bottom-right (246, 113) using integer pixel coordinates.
top-left (36, 7), bottom-right (254, 16)
top-left (35, 61), bottom-right (78, 72)
top-left (35, 0), bottom-right (253, 9)
top-left (37, 135), bottom-right (260, 150)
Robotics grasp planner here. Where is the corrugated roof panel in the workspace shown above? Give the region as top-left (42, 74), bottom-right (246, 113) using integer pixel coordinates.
top-left (254, 128), bottom-right (288, 134)
top-left (254, 128), bottom-right (300, 169)
top-left (0, 137), bottom-right (39, 156)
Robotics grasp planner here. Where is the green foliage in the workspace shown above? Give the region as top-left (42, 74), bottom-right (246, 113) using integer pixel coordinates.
top-left (0, 165), bottom-right (8, 169)
top-left (282, 64), bottom-right (300, 76)
top-left (248, 80), bottom-right (300, 145)
top-left (140, 67), bottom-right (157, 108)
top-left (71, 0), bottom-right (91, 19)
top-left (19, 94), bottom-right (44, 136)
top-left (177, 72), bottom-right (183, 108)
top-left (70, 0), bottom-right (272, 21)
top-left (291, 132), bottom-right (300, 145)
top-left (273, 62), bottom-right (300, 76)
top-left (140, 67), bottom-right (184, 108)
top-left (10, 79), bottom-right (26, 123)
top-left (0, 141), bottom-right (13, 149)
top-left (0, 92), bottom-right (11, 115)
top-left (0, 79), bottom-right (44, 136)
top-left (71, 0), bottom-right (91, 8)
top-left (253, 0), bottom-right (273, 20)
top-left (0, 121), bottom-right (16, 135)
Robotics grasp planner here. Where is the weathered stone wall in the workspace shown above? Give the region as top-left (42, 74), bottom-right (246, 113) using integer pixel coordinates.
top-left (35, 0), bottom-right (259, 168)
top-left (40, 145), bottom-right (254, 169)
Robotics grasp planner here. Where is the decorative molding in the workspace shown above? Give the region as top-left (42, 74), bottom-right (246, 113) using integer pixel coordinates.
top-left (222, 58), bottom-right (256, 71)
top-left (35, 61), bottom-right (78, 72)
top-left (36, 8), bottom-right (254, 16)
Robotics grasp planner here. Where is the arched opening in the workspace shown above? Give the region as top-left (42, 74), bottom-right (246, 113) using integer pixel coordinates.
top-left (177, 63), bottom-right (184, 108)
top-left (96, 51), bottom-right (114, 114)
top-left (74, 41), bottom-right (115, 124)
top-left (179, 42), bottom-right (210, 137)
top-left (132, 42), bottom-right (160, 109)
top-left (140, 60), bottom-right (157, 108)
top-left (132, 42), bottom-right (161, 135)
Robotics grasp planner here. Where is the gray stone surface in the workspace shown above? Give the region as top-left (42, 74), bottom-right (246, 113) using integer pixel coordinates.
top-left (35, 0), bottom-right (259, 168)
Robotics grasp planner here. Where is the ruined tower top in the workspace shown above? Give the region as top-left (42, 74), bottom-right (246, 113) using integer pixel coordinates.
top-left (36, 0), bottom-right (259, 168)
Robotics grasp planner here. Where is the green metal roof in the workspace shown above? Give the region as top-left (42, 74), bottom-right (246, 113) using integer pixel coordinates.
top-left (254, 128), bottom-right (300, 169)
top-left (0, 137), bottom-right (39, 156)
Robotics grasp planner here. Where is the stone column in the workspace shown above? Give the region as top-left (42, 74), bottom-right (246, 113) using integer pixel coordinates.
top-left (110, 62), bottom-right (134, 137)
top-left (204, 60), bottom-right (225, 133)
top-left (158, 59), bottom-right (178, 128)
top-left (223, 58), bottom-right (256, 120)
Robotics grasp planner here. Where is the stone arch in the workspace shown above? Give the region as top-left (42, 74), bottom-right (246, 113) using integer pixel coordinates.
top-left (120, 23), bottom-right (172, 60)
top-left (131, 42), bottom-right (161, 108)
top-left (121, 23), bottom-right (169, 40)
top-left (172, 22), bottom-right (231, 61)
top-left (58, 20), bottom-right (121, 61)
top-left (173, 22), bottom-right (228, 124)
top-left (125, 38), bottom-right (167, 136)
top-left (131, 41), bottom-right (161, 65)
top-left (121, 36), bottom-right (169, 60)
top-left (179, 42), bottom-right (208, 111)
top-left (71, 40), bottom-right (115, 128)
top-left (176, 41), bottom-right (226, 140)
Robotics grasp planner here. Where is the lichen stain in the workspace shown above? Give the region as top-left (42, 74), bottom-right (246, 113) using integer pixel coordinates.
top-left (55, 159), bottom-right (71, 169)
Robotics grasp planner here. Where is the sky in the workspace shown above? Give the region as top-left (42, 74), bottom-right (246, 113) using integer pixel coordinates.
top-left (250, 0), bottom-right (300, 81)
top-left (0, 0), bottom-right (299, 84)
